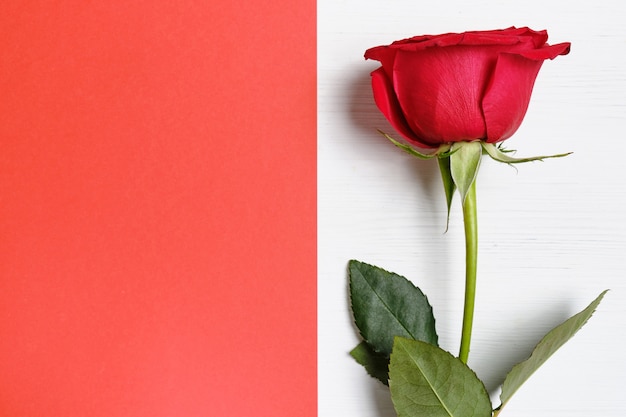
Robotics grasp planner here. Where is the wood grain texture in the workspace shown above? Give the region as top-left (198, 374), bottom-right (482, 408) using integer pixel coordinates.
top-left (318, 1), bottom-right (626, 416)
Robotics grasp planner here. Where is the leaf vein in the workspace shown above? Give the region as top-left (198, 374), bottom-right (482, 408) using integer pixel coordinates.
top-left (360, 270), bottom-right (417, 341)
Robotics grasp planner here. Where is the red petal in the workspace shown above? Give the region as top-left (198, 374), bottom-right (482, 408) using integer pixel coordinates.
top-left (365, 46), bottom-right (398, 80)
top-left (472, 27), bottom-right (548, 48)
top-left (518, 41), bottom-right (571, 60)
top-left (481, 53), bottom-right (543, 142)
top-left (370, 67), bottom-right (437, 148)
top-left (392, 47), bottom-right (488, 143)
top-left (376, 27), bottom-right (548, 53)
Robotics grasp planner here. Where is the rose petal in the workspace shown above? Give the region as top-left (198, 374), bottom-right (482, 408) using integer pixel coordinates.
top-left (380, 27), bottom-right (548, 52)
top-left (392, 47), bottom-right (488, 143)
top-left (365, 28), bottom-right (569, 146)
top-left (365, 46), bottom-right (399, 80)
top-left (482, 53), bottom-right (543, 142)
top-left (370, 67), bottom-right (436, 148)
top-left (476, 27), bottom-right (548, 48)
top-left (518, 41), bottom-right (571, 60)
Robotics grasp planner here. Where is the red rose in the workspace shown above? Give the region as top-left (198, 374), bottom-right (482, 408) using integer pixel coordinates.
top-left (365, 27), bottom-right (570, 149)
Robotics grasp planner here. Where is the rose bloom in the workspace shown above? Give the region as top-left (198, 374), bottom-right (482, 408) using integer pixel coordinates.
top-left (365, 27), bottom-right (570, 149)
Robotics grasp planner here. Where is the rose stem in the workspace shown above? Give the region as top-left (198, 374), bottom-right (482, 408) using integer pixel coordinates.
top-left (459, 179), bottom-right (478, 364)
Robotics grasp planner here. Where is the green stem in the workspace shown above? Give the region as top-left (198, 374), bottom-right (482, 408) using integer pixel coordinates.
top-left (459, 179), bottom-right (478, 364)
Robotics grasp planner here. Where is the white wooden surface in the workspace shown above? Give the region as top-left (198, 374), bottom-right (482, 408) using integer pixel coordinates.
top-left (318, 1), bottom-right (626, 416)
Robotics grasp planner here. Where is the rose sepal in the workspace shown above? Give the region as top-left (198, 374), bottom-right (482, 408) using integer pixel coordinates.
top-left (438, 156), bottom-right (455, 231)
top-left (482, 142), bottom-right (572, 164)
top-left (450, 141), bottom-right (482, 204)
top-left (379, 130), bottom-right (452, 159)
top-left (379, 133), bottom-right (481, 228)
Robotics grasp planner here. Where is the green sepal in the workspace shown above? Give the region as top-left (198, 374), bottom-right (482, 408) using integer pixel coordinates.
top-left (495, 290), bottom-right (608, 416)
top-left (379, 130), bottom-right (451, 160)
top-left (450, 141), bottom-right (482, 204)
top-left (437, 156), bottom-right (455, 231)
top-left (350, 341), bottom-right (390, 385)
top-left (349, 260), bottom-right (438, 356)
top-left (389, 337), bottom-right (492, 417)
top-left (482, 142), bottom-right (572, 164)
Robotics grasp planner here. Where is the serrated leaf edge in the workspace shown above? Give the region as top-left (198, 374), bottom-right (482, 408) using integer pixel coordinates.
top-left (495, 290), bottom-right (608, 415)
top-left (348, 260), bottom-right (439, 354)
top-left (350, 341), bottom-right (390, 385)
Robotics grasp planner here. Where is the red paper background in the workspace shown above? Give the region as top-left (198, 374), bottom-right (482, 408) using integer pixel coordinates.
top-left (0, 2), bottom-right (316, 416)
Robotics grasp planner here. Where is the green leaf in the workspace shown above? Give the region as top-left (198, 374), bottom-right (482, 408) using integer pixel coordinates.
top-left (495, 290), bottom-right (608, 415)
top-left (350, 341), bottom-right (390, 385)
top-left (437, 156), bottom-right (455, 231)
top-left (349, 260), bottom-right (438, 356)
top-left (390, 337), bottom-right (492, 417)
top-left (450, 141), bottom-right (482, 204)
top-left (482, 142), bottom-right (572, 164)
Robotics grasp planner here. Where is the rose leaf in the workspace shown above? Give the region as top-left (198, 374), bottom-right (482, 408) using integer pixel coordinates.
top-left (389, 337), bottom-right (492, 417)
top-left (495, 290), bottom-right (608, 416)
top-left (349, 260), bottom-right (438, 356)
top-left (350, 341), bottom-right (390, 385)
